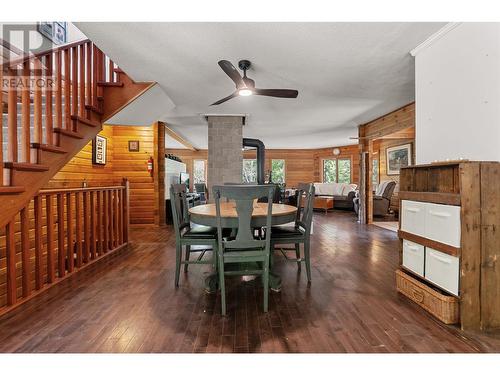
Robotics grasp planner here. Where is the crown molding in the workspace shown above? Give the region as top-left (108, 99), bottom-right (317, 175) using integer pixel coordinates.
top-left (410, 23), bottom-right (462, 57)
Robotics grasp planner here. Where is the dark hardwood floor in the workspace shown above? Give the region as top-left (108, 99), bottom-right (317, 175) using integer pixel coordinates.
top-left (0, 211), bottom-right (499, 353)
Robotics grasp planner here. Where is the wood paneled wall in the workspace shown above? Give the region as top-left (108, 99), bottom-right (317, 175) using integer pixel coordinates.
top-left (48, 124), bottom-right (162, 226)
top-left (373, 137), bottom-right (415, 210)
top-left (166, 144), bottom-right (360, 190)
top-left (47, 126), bottom-right (115, 188)
top-left (358, 102), bottom-right (416, 223)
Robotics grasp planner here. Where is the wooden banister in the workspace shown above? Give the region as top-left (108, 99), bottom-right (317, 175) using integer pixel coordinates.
top-left (0, 184), bottom-right (130, 315)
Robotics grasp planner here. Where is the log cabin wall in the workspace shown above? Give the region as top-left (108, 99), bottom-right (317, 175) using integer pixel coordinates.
top-left (166, 144), bottom-right (360, 190)
top-left (358, 102), bottom-right (416, 223)
top-left (47, 123), bottom-right (162, 226)
top-left (373, 136), bottom-right (416, 212)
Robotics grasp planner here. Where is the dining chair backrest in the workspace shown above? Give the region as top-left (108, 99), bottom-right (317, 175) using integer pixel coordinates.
top-left (212, 184), bottom-right (275, 250)
top-left (170, 184), bottom-right (190, 240)
top-left (295, 182), bottom-right (315, 237)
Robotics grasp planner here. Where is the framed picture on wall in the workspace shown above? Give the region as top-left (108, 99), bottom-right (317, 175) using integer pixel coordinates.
top-left (92, 135), bottom-right (107, 165)
top-left (386, 143), bottom-right (412, 175)
top-left (128, 140), bottom-right (140, 152)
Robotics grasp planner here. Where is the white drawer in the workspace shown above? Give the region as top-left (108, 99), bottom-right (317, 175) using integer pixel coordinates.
top-left (424, 203), bottom-right (461, 247)
top-left (401, 200), bottom-right (426, 237)
top-left (425, 248), bottom-right (460, 296)
top-left (402, 240), bottom-right (425, 277)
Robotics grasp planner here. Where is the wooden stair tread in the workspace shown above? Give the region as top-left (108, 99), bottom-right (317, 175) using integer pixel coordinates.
top-left (31, 143), bottom-right (67, 154)
top-left (53, 128), bottom-right (85, 139)
top-left (97, 81), bottom-right (124, 87)
top-left (71, 115), bottom-right (100, 128)
top-left (0, 186), bottom-right (25, 194)
top-left (4, 162), bottom-right (50, 172)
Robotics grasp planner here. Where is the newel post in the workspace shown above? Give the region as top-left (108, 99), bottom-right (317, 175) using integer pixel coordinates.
top-left (123, 178), bottom-right (130, 243)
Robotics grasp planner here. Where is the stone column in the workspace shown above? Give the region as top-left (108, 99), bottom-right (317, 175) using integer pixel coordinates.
top-left (207, 115), bottom-right (244, 199)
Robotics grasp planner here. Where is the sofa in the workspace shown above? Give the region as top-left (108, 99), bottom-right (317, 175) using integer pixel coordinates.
top-left (313, 182), bottom-right (357, 210)
top-left (353, 180), bottom-right (397, 216)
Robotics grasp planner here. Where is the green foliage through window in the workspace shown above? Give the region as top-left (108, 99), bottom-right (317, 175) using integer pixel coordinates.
top-left (271, 159), bottom-right (285, 183)
top-left (323, 159), bottom-right (337, 183)
top-left (323, 158), bottom-right (351, 184)
top-left (193, 160), bottom-right (206, 183)
top-left (338, 159), bottom-right (351, 184)
top-left (242, 159), bottom-right (257, 183)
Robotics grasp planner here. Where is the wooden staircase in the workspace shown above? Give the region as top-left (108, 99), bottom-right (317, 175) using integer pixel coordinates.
top-left (0, 39), bottom-right (155, 229)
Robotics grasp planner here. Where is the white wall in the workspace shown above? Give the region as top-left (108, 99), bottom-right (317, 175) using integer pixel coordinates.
top-left (414, 23), bottom-right (500, 164)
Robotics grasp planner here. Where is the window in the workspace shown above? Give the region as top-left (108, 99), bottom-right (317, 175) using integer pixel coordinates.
top-left (271, 159), bottom-right (285, 183)
top-left (193, 160), bottom-right (206, 184)
top-left (372, 156), bottom-right (379, 186)
top-left (242, 159), bottom-right (257, 183)
top-left (323, 159), bottom-right (337, 183)
top-left (338, 159), bottom-right (351, 184)
top-left (322, 158), bottom-right (352, 184)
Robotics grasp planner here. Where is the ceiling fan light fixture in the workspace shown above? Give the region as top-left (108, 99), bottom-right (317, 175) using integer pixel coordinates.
top-left (238, 88), bottom-right (253, 96)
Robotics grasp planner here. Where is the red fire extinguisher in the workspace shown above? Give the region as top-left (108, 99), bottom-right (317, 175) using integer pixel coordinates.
top-left (147, 156), bottom-right (154, 176)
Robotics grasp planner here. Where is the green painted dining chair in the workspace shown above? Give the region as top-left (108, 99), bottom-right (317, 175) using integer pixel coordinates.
top-left (213, 184), bottom-right (275, 316)
top-left (170, 184), bottom-right (217, 287)
top-left (270, 182), bottom-right (315, 283)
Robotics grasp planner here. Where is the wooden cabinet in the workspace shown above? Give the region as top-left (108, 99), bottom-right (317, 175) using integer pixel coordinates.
top-left (397, 161), bottom-right (500, 331)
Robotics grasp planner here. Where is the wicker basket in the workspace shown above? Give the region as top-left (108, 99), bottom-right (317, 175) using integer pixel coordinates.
top-left (395, 269), bottom-right (460, 324)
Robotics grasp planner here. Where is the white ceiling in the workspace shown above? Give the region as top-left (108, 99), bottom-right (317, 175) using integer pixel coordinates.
top-left (76, 22), bottom-right (445, 149)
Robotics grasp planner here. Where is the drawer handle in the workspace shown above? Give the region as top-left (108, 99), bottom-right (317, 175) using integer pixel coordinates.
top-left (430, 252), bottom-right (452, 264)
top-left (406, 245), bottom-right (420, 252)
top-left (405, 208), bottom-right (420, 213)
top-left (411, 289), bottom-right (424, 303)
top-left (429, 210), bottom-right (451, 218)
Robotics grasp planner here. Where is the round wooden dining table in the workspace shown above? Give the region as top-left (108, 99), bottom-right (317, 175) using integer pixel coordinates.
top-left (188, 202), bottom-right (298, 292)
top-left (189, 202), bottom-right (297, 228)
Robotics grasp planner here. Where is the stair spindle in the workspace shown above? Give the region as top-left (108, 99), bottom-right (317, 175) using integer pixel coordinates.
top-left (20, 207), bottom-right (31, 297)
top-left (64, 49), bottom-right (70, 130)
top-left (109, 189), bottom-right (114, 250)
top-left (66, 192), bottom-right (74, 273)
top-left (96, 190), bottom-right (102, 255)
top-left (108, 59), bottom-right (114, 83)
top-left (6, 220), bottom-right (17, 305)
top-left (7, 68), bottom-right (18, 163)
top-left (90, 190), bottom-right (96, 259)
top-left (57, 193), bottom-right (65, 277)
top-left (46, 194), bottom-right (55, 283)
top-left (34, 195), bottom-right (43, 289)
top-left (119, 189), bottom-right (124, 245)
top-left (86, 42), bottom-right (91, 112)
top-left (21, 61), bottom-right (31, 162)
top-left (83, 190), bottom-right (90, 263)
top-left (34, 58), bottom-right (42, 144)
top-left (75, 191), bottom-right (82, 267)
top-left (71, 47), bottom-right (78, 131)
top-left (113, 189), bottom-right (119, 247)
top-left (45, 54), bottom-right (53, 145)
top-left (79, 44), bottom-right (85, 118)
top-left (55, 51), bottom-right (62, 132)
top-left (103, 189), bottom-right (109, 252)
top-left (92, 44), bottom-right (98, 109)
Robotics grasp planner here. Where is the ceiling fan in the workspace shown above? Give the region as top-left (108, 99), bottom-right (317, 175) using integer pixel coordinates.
top-left (210, 59), bottom-right (299, 106)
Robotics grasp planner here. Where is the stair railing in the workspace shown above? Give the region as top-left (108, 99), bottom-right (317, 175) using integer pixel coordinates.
top-left (0, 180), bottom-right (130, 315)
top-left (1, 39), bottom-right (121, 186)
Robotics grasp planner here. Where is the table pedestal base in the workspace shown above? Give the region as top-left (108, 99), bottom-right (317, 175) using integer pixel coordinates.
top-left (204, 267), bottom-right (281, 293)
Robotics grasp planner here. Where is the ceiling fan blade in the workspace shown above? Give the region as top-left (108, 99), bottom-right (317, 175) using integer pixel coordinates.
top-left (253, 88), bottom-right (299, 98)
top-left (218, 60), bottom-right (244, 88)
top-left (210, 91), bottom-right (238, 106)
